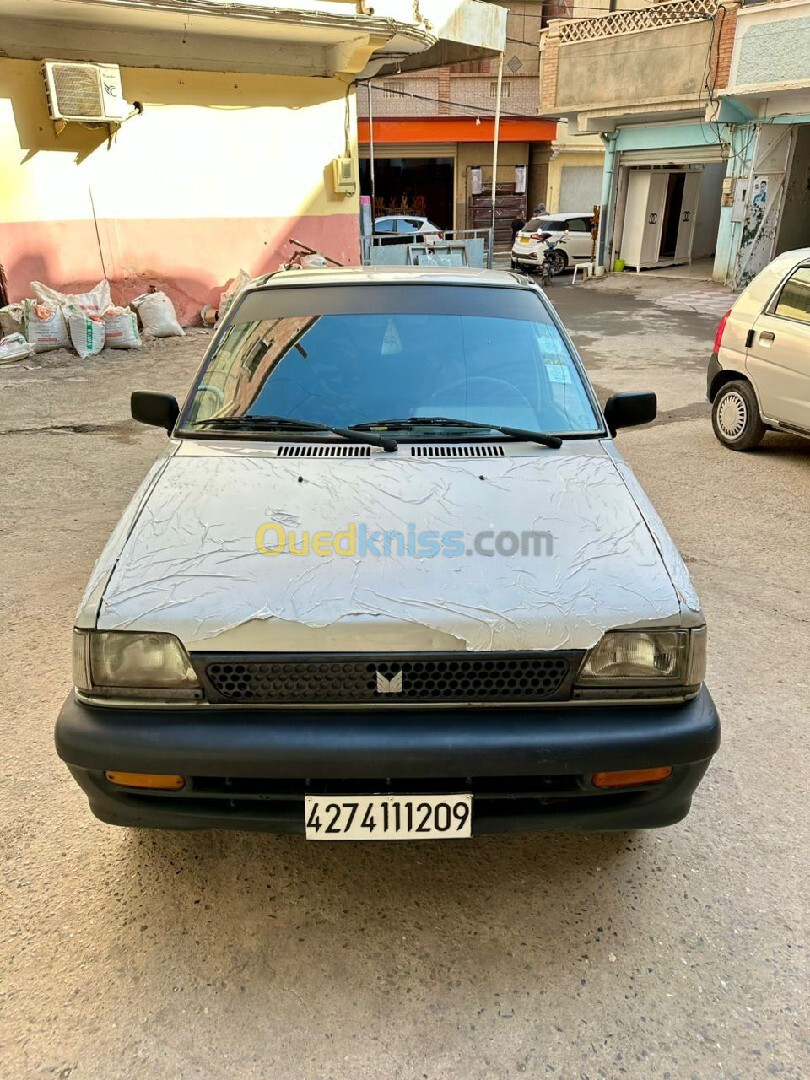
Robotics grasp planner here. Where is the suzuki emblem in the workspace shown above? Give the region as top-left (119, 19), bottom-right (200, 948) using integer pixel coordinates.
top-left (376, 670), bottom-right (404, 694)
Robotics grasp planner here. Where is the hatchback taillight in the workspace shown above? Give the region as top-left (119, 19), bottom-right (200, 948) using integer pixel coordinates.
top-left (531, 231), bottom-right (551, 241)
top-left (713, 309), bottom-right (732, 353)
top-left (437, 231), bottom-right (444, 240)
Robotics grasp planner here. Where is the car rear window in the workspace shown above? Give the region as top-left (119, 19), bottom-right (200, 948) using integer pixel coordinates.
top-left (181, 285), bottom-right (601, 436)
top-left (774, 266), bottom-right (810, 324)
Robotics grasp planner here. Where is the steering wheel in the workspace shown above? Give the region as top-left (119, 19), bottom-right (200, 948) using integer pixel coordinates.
top-left (428, 375), bottom-right (534, 413)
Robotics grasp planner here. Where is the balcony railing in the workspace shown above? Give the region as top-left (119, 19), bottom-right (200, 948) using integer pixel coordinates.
top-left (558, 0), bottom-right (717, 44)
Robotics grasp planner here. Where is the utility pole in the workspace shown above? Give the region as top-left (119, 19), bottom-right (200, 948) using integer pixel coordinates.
top-left (490, 52), bottom-right (505, 250)
top-left (367, 81), bottom-right (377, 220)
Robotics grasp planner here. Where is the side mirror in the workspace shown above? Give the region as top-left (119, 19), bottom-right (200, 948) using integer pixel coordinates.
top-left (604, 392), bottom-right (656, 436)
top-left (131, 391), bottom-right (180, 434)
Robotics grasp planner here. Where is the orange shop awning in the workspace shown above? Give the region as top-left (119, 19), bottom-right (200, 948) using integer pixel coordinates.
top-left (357, 116), bottom-right (556, 145)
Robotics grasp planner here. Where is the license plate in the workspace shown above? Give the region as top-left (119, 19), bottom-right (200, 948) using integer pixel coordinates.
top-left (519, 237), bottom-right (531, 244)
top-left (304, 794), bottom-right (472, 840)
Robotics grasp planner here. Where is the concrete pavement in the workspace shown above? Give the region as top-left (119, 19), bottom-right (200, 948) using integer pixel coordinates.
top-left (1, 277), bottom-right (807, 1079)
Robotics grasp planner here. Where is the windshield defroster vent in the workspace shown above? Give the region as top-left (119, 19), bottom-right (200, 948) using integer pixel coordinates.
top-left (411, 444), bottom-right (506, 458)
top-left (276, 444), bottom-right (372, 457)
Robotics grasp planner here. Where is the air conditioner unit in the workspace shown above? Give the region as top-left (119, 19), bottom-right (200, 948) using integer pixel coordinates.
top-left (332, 156), bottom-right (356, 195)
top-left (42, 60), bottom-right (129, 123)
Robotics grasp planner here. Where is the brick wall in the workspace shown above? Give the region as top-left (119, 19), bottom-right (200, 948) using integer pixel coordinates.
top-left (539, 27), bottom-right (560, 110)
top-left (710, 2), bottom-right (739, 91)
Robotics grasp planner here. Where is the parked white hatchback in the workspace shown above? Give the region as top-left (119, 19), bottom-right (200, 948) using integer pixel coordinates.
top-left (374, 215), bottom-right (443, 241)
top-left (56, 267), bottom-right (720, 837)
top-left (709, 248), bottom-right (810, 449)
top-left (511, 212), bottom-right (595, 274)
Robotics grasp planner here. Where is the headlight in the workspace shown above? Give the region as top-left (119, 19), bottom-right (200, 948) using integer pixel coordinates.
top-left (576, 628), bottom-right (706, 698)
top-left (73, 630), bottom-right (202, 701)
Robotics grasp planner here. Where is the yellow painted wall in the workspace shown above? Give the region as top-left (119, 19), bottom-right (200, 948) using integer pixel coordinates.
top-left (0, 60), bottom-right (358, 223)
top-left (0, 59), bottom-right (360, 318)
top-left (546, 150), bottom-right (605, 214)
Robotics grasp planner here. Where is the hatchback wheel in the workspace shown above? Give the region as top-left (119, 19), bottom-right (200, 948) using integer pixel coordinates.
top-left (711, 380), bottom-right (766, 450)
top-left (549, 249), bottom-right (568, 275)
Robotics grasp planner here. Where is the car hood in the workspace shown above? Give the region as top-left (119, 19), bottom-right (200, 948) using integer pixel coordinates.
top-left (81, 443), bottom-right (699, 652)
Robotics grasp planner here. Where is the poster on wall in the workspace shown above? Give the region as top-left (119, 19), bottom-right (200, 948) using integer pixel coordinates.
top-left (750, 176), bottom-right (768, 209)
top-left (515, 165), bottom-right (527, 194)
top-left (471, 166), bottom-right (483, 196)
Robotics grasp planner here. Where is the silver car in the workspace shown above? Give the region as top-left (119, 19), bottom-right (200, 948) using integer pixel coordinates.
top-left (57, 267), bottom-right (720, 837)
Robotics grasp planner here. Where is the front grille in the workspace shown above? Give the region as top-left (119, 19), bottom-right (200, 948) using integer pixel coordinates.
top-left (198, 652), bottom-right (580, 705)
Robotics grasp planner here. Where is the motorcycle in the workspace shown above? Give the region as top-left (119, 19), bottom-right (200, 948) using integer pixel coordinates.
top-left (540, 231), bottom-right (569, 286)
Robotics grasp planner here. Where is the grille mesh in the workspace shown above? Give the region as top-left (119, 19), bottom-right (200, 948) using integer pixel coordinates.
top-left (51, 64), bottom-right (103, 116)
top-left (202, 654), bottom-right (575, 705)
top-left (276, 444), bottom-right (371, 457)
top-left (410, 444), bottom-right (505, 457)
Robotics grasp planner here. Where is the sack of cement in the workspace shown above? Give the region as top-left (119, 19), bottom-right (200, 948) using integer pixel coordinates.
top-left (0, 303), bottom-right (25, 338)
top-left (103, 306), bottom-right (141, 349)
top-left (132, 291), bottom-right (185, 338)
top-left (23, 301), bottom-right (71, 351)
top-left (31, 278), bottom-right (111, 316)
top-left (67, 306), bottom-right (106, 358)
top-left (0, 332), bottom-right (35, 364)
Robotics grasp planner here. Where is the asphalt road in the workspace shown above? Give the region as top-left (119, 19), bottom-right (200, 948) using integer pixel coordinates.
top-left (2, 276), bottom-right (807, 1079)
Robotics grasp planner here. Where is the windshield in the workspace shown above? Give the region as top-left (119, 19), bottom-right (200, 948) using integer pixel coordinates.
top-left (179, 285), bottom-right (601, 436)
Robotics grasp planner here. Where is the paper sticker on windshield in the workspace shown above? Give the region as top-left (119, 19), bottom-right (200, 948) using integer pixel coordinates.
top-left (545, 363), bottom-right (572, 384)
top-left (381, 320), bottom-right (402, 356)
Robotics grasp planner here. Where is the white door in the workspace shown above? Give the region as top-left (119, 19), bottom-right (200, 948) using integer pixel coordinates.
top-left (735, 126), bottom-right (797, 288)
top-left (565, 216), bottom-right (594, 260)
top-left (639, 172), bottom-right (668, 266)
top-left (674, 171), bottom-right (701, 263)
top-left (619, 171), bottom-right (650, 268)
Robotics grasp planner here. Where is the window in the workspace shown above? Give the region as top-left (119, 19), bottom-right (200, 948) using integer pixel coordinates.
top-left (181, 285), bottom-right (601, 437)
top-left (381, 82), bottom-right (399, 99)
top-left (489, 81), bottom-right (511, 99)
top-left (566, 218), bottom-right (589, 233)
top-left (396, 219), bottom-right (421, 233)
top-left (374, 218), bottom-right (396, 233)
top-left (774, 266), bottom-right (810, 325)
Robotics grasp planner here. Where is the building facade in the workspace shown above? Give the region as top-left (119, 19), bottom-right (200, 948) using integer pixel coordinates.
top-left (0, 0), bottom-right (506, 321)
top-left (357, 1), bottom-right (559, 246)
top-left (540, 0), bottom-right (810, 285)
top-left (541, 0), bottom-right (738, 278)
top-left (713, 0), bottom-right (810, 286)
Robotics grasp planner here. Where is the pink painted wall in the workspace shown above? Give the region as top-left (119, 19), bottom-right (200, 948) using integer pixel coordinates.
top-left (1, 214), bottom-right (360, 326)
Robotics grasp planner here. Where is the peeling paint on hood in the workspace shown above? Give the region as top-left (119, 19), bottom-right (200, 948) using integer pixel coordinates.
top-left (79, 441), bottom-right (697, 653)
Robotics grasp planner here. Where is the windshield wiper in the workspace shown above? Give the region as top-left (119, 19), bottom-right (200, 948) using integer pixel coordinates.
top-left (190, 415), bottom-right (397, 451)
top-left (350, 416), bottom-right (562, 449)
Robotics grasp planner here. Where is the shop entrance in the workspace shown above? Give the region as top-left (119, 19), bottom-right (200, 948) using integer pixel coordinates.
top-left (359, 157), bottom-right (455, 231)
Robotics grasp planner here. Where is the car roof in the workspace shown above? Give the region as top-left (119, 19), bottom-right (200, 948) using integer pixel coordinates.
top-left (254, 266), bottom-right (533, 290)
top-left (736, 247), bottom-right (810, 306)
top-left (375, 214), bottom-right (428, 222)
top-left (534, 212), bottom-right (593, 221)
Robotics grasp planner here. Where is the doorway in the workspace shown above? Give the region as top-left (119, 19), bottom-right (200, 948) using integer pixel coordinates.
top-left (359, 157), bottom-right (455, 231)
top-left (659, 172), bottom-right (685, 259)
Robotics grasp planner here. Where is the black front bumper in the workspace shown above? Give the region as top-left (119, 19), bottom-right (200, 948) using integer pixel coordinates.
top-left (55, 688), bottom-right (720, 833)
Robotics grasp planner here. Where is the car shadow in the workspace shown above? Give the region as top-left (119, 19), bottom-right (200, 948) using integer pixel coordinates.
top-left (114, 826), bottom-right (645, 953)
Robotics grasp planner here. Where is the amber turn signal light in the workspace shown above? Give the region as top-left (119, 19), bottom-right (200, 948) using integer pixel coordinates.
top-left (592, 766), bottom-right (673, 789)
top-left (105, 771), bottom-right (186, 791)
